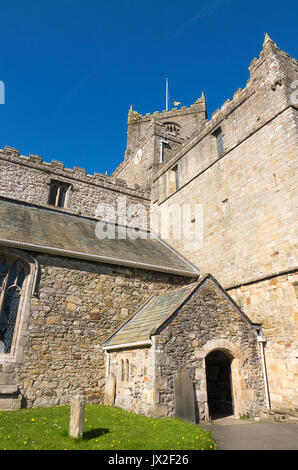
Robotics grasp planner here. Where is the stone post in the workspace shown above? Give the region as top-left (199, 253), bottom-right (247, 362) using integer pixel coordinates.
top-left (69, 395), bottom-right (85, 439)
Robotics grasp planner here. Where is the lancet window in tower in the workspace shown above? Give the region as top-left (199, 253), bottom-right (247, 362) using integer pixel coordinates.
top-left (0, 254), bottom-right (28, 354)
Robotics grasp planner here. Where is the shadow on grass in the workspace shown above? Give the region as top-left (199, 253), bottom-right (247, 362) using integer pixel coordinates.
top-left (82, 428), bottom-right (110, 440)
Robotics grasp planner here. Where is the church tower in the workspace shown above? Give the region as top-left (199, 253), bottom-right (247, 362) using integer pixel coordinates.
top-left (111, 94), bottom-right (208, 189)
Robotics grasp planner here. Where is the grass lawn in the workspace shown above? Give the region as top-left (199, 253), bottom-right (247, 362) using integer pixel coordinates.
top-left (0, 404), bottom-right (216, 450)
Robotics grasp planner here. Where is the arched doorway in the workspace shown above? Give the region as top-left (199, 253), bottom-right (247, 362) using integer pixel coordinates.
top-left (205, 350), bottom-right (233, 419)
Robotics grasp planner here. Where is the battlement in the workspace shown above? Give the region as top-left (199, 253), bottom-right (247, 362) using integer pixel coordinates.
top-left (0, 145), bottom-right (149, 199)
top-left (198, 35), bottom-right (298, 132)
top-left (127, 93), bottom-right (207, 124)
top-left (150, 34), bottom-right (298, 188)
top-left (248, 33), bottom-right (297, 74)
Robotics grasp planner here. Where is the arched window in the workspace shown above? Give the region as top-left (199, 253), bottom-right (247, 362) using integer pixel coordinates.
top-left (0, 253), bottom-right (29, 354)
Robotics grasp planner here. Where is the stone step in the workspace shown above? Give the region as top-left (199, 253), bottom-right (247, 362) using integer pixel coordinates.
top-left (0, 383), bottom-right (22, 410)
top-left (0, 385), bottom-right (18, 395)
top-left (0, 371), bottom-right (14, 385)
top-left (0, 396), bottom-right (22, 410)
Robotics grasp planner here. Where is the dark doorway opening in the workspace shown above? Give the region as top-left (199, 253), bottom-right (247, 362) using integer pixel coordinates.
top-left (206, 350), bottom-right (233, 419)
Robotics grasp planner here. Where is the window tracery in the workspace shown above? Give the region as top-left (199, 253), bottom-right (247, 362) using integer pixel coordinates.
top-left (0, 253), bottom-right (28, 354)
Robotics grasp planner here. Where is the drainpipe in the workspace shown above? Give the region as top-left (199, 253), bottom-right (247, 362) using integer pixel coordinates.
top-left (257, 332), bottom-right (271, 409)
top-left (105, 351), bottom-right (110, 376)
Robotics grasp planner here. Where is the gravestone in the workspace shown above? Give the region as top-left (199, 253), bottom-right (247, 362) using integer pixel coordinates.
top-left (174, 372), bottom-right (196, 424)
top-left (69, 395), bottom-right (85, 439)
top-left (104, 374), bottom-right (117, 406)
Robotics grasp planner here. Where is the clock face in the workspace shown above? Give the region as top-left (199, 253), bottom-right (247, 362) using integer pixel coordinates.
top-left (133, 149), bottom-right (143, 165)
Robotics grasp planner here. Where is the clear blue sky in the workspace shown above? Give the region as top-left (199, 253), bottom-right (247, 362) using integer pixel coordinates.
top-left (0, 0), bottom-right (297, 176)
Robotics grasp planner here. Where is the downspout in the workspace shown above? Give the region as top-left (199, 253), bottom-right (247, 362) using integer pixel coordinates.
top-left (105, 351), bottom-right (110, 377)
top-left (257, 331), bottom-right (271, 409)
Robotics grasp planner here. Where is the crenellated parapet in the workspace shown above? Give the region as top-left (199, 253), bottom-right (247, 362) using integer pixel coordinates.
top-left (0, 145), bottom-right (150, 199)
top-left (249, 33), bottom-right (297, 74)
top-left (151, 33), bottom-right (298, 198)
top-left (127, 92), bottom-right (207, 125)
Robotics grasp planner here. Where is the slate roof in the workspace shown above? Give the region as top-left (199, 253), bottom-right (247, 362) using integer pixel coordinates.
top-left (0, 197), bottom-right (199, 277)
top-left (103, 274), bottom-right (262, 349)
top-left (103, 282), bottom-right (198, 348)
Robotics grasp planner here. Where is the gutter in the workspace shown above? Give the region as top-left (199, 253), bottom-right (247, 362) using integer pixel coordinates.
top-left (0, 238), bottom-right (199, 278)
top-left (103, 340), bottom-right (152, 351)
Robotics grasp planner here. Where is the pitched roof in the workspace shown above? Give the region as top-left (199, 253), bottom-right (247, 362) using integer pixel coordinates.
top-left (103, 283), bottom-right (198, 348)
top-left (103, 274), bottom-right (261, 349)
top-left (0, 197), bottom-right (199, 277)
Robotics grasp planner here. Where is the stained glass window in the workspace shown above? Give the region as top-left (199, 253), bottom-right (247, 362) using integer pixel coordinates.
top-left (0, 254), bottom-right (28, 354)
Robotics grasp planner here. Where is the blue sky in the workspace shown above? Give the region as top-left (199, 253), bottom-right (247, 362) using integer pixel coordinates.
top-left (0, 0), bottom-right (297, 176)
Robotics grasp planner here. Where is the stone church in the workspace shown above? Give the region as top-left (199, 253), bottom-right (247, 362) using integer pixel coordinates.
top-left (0, 34), bottom-right (297, 422)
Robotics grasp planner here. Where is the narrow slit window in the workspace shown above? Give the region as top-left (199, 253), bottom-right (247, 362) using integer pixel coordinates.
top-left (121, 359), bottom-right (124, 381)
top-left (172, 165), bottom-right (179, 191)
top-left (126, 359), bottom-right (129, 381)
top-left (213, 127), bottom-right (224, 156)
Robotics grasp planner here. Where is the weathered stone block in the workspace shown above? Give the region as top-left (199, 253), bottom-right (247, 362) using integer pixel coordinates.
top-left (69, 395), bottom-right (85, 439)
top-left (174, 372), bottom-right (196, 424)
top-left (0, 397), bottom-right (22, 410)
top-left (104, 374), bottom-right (116, 406)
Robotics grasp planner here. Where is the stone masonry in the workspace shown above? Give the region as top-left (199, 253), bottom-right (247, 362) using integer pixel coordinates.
top-left (3, 254), bottom-right (192, 408)
top-left (0, 146), bottom-right (150, 229)
top-left (105, 277), bottom-right (266, 422)
top-left (118, 35), bottom-right (297, 420)
top-left (0, 34), bottom-right (296, 420)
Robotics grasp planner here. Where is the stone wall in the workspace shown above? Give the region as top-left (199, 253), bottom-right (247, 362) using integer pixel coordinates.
top-left (106, 347), bottom-right (154, 416)
top-left (0, 147), bottom-right (150, 229)
top-left (151, 38), bottom-right (297, 280)
top-left (149, 38), bottom-right (298, 418)
top-left (106, 278), bottom-right (266, 422)
top-left (7, 252), bottom-right (192, 408)
top-left (154, 279), bottom-right (265, 421)
top-left (111, 122), bottom-right (184, 189)
top-left (151, 106), bottom-right (297, 285)
top-left (228, 271), bottom-right (298, 421)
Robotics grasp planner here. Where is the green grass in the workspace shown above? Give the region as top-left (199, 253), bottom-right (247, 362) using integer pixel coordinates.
top-left (0, 404), bottom-right (216, 450)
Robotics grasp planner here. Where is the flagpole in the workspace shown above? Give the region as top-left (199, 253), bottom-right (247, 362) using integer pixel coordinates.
top-left (166, 78), bottom-right (168, 111)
